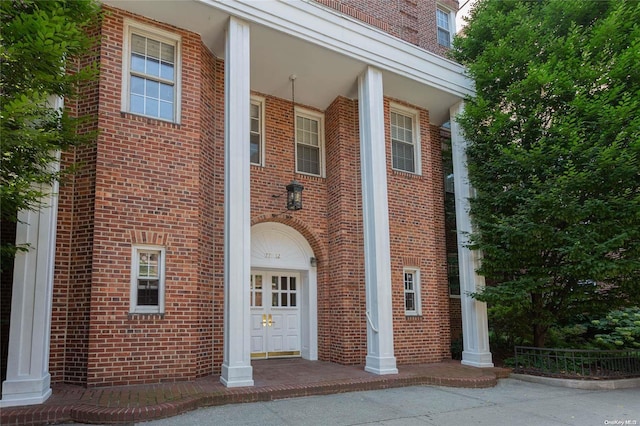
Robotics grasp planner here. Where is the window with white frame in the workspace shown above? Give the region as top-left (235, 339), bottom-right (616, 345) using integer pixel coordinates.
top-left (123, 21), bottom-right (181, 122)
top-left (436, 6), bottom-right (453, 48)
top-left (295, 108), bottom-right (324, 177)
top-left (130, 245), bottom-right (165, 314)
top-left (404, 268), bottom-right (421, 316)
top-left (250, 97), bottom-right (265, 166)
top-left (391, 106), bottom-right (421, 174)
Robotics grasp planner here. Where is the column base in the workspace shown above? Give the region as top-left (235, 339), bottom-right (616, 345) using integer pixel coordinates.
top-left (220, 363), bottom-right (254, 388)
top-left (461, 350), bottom-right (494, 368)
top-left (1, 374), bottom-right (52, 408)
top-left (365, 355), bottom-right (398, 375)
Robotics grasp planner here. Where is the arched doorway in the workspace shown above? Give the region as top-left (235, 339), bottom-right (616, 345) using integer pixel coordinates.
top-left (250, 222), bottom-right (317, 361)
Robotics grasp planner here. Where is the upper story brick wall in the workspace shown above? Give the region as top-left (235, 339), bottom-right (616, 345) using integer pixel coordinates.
top-left (314, 0), bottom-right (459, 57)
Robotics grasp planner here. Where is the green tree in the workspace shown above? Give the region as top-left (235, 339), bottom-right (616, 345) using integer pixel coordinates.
top-left (451, 0), bottom-right (640, 347)
top-left (1, 0), bottom-right (99, 265)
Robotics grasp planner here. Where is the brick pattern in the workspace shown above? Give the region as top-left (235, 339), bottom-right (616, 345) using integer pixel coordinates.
top-left (386, 101), bottom-right (451, 363)
top-left (313, 0), bottom-right (459, 57)
top-left (47, 3), bottom-right (456, 387)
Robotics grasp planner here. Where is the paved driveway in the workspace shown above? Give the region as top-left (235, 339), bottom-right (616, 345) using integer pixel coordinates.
top-left (140, 378), bottom-right (639, 426)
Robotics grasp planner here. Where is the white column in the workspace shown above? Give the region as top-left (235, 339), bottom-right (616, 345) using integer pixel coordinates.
top-left (220, 16), bottom-right (253, 387)
top-left (1, 179), bottom-right (59, 407)
top-left (450, 101), bottom-right (493, 368)
top-left (358, 66), bottom-right (398, 375)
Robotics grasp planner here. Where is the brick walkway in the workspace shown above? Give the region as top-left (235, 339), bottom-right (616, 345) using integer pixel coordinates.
top-left (0, 359), bottom-right (510, 425)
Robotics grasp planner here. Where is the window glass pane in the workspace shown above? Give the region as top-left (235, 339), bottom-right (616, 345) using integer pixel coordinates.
top-left (272, 293), bottom-right (278, 307)
top-left (405, 293), bottom-right (415, 311)
top-left (131, 53), bottom-right (146, 73)
top-left (131, 76), bottom-right (144, 95)
top-left (130, 94), bottom-right (144, 114)
top-left (250, 134), bottom-right (260, 164)
top-left (147, 39), bottom-right (161, 59)
top-left (281, 293), bottom-right (288, 307)
top-left (131, 34), bottom-right (146, 54)
top-left (146, 80), bottom-right (159, 98)
top-left (159, 101), bottom-right (173, 120)
top-left (290, 293), bottom-right (296, 307)
top-left (255, 292), bottom-right (262, 307)
top-left (437, 9), bottom-right (450, 30)
top-left (160, 62), bottom-right (174, 81)
top-left (147, 57), bottom-right (160, 77)
top-left (281, 276), bottom-right (288, 291)
top-left (161, 43), bottom-right (175, 63)
top-left (159, 83), bottom-right (173, 102)
top-left (438, 29), bottom-right (451, 48)
top-left (290, 277), bottom-right (296, 291)
top-left (145, 98), bottom-right (159, 117)
top-left (297, 145), bottom-right (320, 175)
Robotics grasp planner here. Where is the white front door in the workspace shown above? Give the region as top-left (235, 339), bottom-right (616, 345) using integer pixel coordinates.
top-left (250, 271), bottom-right (301, 359)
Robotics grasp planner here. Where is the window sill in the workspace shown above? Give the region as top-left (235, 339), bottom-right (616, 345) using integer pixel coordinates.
top-left (128, 312), bottom-right (165, 320)
top-left (120, 111), bottom-right (181, 128)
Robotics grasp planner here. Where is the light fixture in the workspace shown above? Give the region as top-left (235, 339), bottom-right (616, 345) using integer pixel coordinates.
top-left (286, 179), bottom-right (303, 211)
top-left (310, 257), bottom-right (317, 267)
top-left (285, 74), bottom-right (303, 211)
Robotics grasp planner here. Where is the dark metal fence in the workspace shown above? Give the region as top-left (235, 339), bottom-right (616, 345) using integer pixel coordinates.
top-left (514, 346), bottom-right (640, 380)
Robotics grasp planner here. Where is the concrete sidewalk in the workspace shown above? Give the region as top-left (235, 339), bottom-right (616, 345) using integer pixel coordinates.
top-left (142, 378), bottom-right (640, 426)
top-left (0, 360), bottom-right (510, 425)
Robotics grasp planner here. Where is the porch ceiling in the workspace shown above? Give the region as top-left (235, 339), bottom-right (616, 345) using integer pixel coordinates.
top-left (102, 0), bottom-right (472, 125)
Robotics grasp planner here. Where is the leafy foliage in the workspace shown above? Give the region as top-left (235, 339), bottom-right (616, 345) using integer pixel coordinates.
top-left (452, 0), bottom-right (640, 346)
top-left (1, 0), bottom-right (100, 263)
top-left (592, 307), bottom-right (640, 349)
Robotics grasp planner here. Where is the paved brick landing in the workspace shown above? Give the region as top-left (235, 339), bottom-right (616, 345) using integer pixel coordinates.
top-left (0, 360), bottom-right (511, 425)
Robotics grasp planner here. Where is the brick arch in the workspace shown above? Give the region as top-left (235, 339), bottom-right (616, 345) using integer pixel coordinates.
top-left (250, 215), bottom-right (328, 266)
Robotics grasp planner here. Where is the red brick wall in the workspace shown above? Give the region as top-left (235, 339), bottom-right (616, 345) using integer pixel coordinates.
top-left (51, 4), bottom-right (455, 386)
top-left (386, 102), bottom-right (451, 363)
top-left (324, 96), bottom-right (366, 364)
top-left (50, 20), bottom-right (102, 384)
top-left (313, 0), bottom-right (459, 57)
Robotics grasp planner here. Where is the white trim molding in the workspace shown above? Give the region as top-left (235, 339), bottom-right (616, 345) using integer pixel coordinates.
top-left (449, 101), bottom-right (493, 368)
top-left (358, 66), bottom-right (398, 375)
top-left (221, 16), bottom-right (254, 388)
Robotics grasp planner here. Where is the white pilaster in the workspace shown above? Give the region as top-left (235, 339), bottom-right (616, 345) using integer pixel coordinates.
top-left (358, 66), bottom-right (398, 375)
top-left (1, 179), bottom-right (59, 407)
top-left (450, 101), bottom-right (493, 368)
top-left (221, 16), bottom-right (253, 387)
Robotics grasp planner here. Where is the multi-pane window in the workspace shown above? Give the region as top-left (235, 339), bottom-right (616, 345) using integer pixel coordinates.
top-left (447, 254), bottom-right (461, 296)
top-left (436, 7), bottom-right (452, 48)
top-left (296, 109), bottom-right (324, 176)
top-left (271, 275), bottom-right (297, 308)
top-left (403, 268), bottom-right (421, 316)
top-left (131, 246), bottom-right (165, 314)
top-left (250, 97), bottom-right (264, 166)
top-left (250, 274), bottom-right (263, 307)
top-left (124, 22), bottom-right (180, 122)
top-left (391, 110), bottom-right (419, 173)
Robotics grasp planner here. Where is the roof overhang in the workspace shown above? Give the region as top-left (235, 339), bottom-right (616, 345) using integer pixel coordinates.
top-left (102, 0), bottom-right (473, 124)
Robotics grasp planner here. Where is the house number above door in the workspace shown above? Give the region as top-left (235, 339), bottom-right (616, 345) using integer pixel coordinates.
top-left (264, 252), bottom-right (281, 259)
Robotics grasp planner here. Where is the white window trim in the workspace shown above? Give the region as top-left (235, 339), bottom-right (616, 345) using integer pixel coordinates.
top-left (390, 103), bottom-right (422, 175)
top-left (130, 244), bottom-right (166, 314)
top-left (294, 106), bottom-right (326, 178)
top-left (250, 95), bottom-right (266, 167)
top-left (121, 19), bottom-right (182, 124)
top-left (403, 267), bottom-right (422, 316)
top-left (436, 5), bottom-right (455, 48)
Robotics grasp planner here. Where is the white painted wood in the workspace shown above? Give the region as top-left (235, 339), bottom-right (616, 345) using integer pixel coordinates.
top-left (221, 16), bottom-right (254, 388)
top-left (449, 101), bottom-right (493, 368)
top-left (358, 66), bottom-right (398, 375)
top-left (250, 223), bottom-right (317, 361)
top-left (1, 177), bottom-right (59, 407)
top-left (249, 272), bottom-right (301, 358)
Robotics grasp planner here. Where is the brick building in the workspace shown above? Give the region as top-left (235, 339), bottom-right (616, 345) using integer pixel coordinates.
top-left (1, 0), bottom-right (492, 407)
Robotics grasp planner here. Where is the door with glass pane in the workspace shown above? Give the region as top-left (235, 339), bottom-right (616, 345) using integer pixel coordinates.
top-left (250, 271), bottom-right (301, 359)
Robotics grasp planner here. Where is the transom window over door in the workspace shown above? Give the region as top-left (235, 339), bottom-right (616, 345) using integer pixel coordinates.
top-left (295, 108), bottom-right (325, 177)
top-left (123, 21), bottom-right (181, 123)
